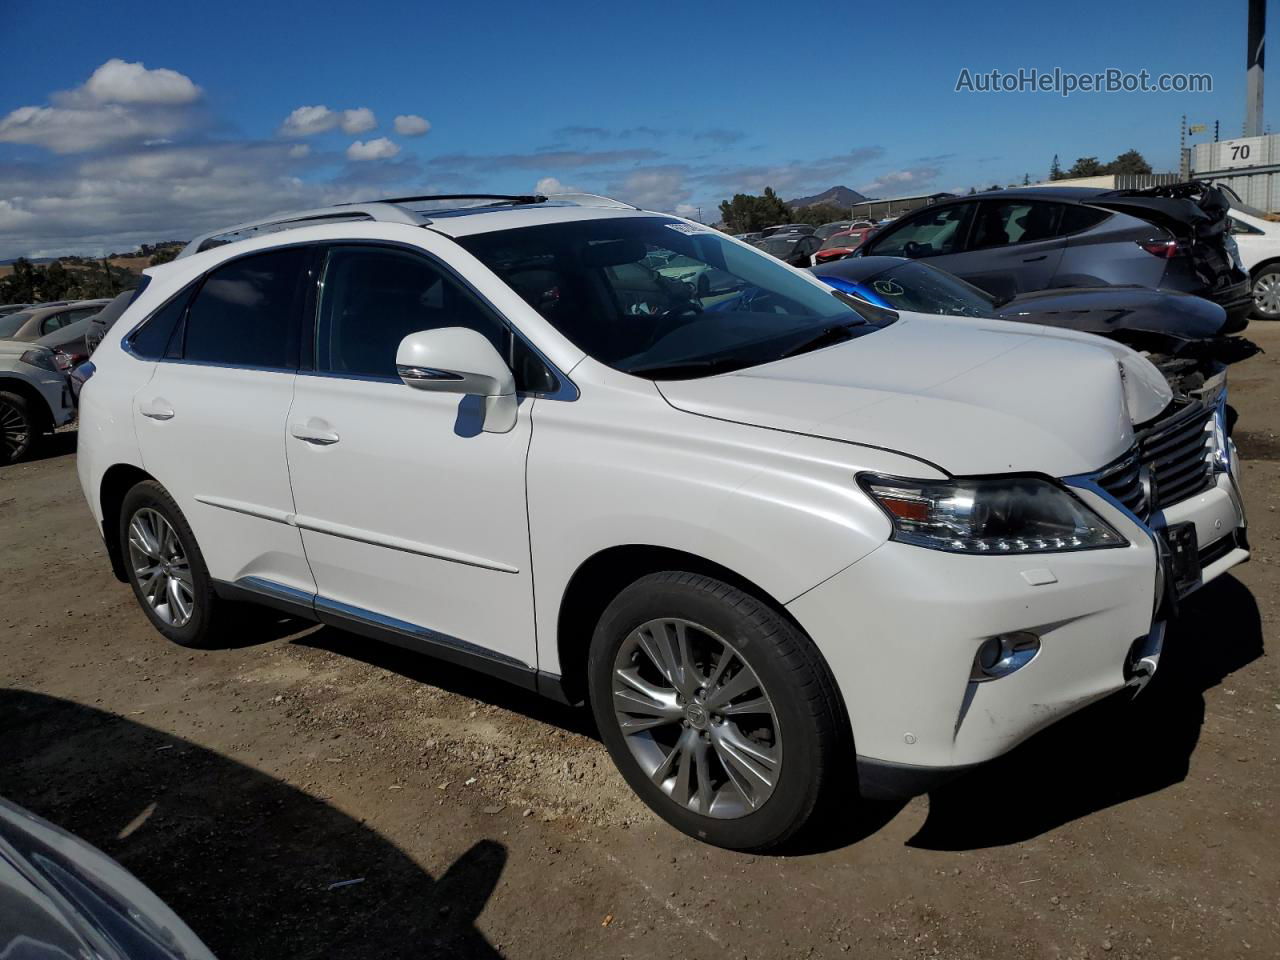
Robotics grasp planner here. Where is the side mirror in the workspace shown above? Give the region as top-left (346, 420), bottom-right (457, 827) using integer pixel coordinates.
top-left (396, 327), bottom-right (518, 434)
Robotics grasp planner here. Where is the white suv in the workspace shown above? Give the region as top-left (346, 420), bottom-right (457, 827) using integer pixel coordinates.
top-left (76, 194), bottom-right (1249, 850)
top-left (0, 340), bottom-right (76, 463)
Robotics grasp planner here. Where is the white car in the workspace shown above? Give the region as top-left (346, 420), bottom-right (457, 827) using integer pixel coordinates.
top-left (1227, 203), bottom-right (1280, 319)
top-left (76, 194), bottom-right (1249, 850)
top-left (0, 340), bottom-right (76, 463)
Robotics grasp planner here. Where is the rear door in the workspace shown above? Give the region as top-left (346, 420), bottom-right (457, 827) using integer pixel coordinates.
top-left (132, 246), bottom-right (315, 596)
top-left (952, 199), bottom-right (1068, 298)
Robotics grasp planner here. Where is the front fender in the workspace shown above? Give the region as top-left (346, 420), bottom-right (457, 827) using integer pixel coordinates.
top-left (526, 380), bottom-right (939, 676)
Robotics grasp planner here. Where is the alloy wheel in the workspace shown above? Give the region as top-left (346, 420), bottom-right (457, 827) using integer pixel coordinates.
top-left (127, 508), bottom-right (195, 627)
top-left (0, 399), bottom-right (30, 462)
top-left (1253, 272), bottom-right (1280, 317)
top-left (611, 618), bottom-right (781, 818)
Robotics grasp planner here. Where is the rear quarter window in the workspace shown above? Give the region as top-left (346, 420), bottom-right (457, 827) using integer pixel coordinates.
top-left (1059, 205), bottom-right (1111, 235)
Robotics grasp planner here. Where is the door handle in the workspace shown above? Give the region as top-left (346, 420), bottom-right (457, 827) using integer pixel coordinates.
top-left (140, 398), bottom-right (175, 421)
top-left (290, 420), bottom-right (340, 446)
top-left (1021, 255), bottom-right (1048, 263)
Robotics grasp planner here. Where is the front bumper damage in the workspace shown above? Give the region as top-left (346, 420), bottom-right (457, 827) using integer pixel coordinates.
top-left (788, 400), bottom-right (1248, 800)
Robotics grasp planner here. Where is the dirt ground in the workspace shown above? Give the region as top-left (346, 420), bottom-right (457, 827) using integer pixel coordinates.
top-left (3, 328), bottom-right (1279, 960)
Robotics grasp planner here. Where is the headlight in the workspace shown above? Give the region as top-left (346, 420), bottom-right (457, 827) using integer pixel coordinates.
top-left (20, 348), bottom-right (59, 373)
top-left (858, 473), bottom-right (1126, 554)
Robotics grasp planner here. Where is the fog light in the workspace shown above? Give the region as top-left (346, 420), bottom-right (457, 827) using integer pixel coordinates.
top-left (971, 632), bottom-right (1041, 682)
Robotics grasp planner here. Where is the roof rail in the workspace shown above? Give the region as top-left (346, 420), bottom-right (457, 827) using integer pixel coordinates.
top-left (176, 202), bottom-right (422, 260)
top-left (366, 193), bottom-right (547, 206)
top-left (175, 191), bottom-right (641, 261)
top-left (544, 192), bottom-right (639, 210)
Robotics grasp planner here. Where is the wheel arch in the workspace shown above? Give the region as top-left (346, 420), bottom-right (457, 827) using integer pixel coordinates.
top-left (100, 463), bottom-right (156, 582)
top-left (554, 544), bottom-right (822, 708)
top-left (1248, 256), bottom-right (1280, 278)
top-left (0, 376), bottom-right (55, 431)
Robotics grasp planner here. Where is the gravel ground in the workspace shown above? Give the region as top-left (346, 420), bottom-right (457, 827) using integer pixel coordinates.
top-left (2, 327), bottom-right (1279, 959)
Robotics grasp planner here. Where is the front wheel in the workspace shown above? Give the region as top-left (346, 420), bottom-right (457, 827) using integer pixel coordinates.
top-left (588, 572), bottom-right (845, 850)
top-left (1252, 264), bottom-right (1280, 320)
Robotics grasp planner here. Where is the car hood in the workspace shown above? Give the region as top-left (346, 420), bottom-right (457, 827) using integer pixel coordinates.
top-left (996, 286), bottom-right (1227, 340)
top-left (656, 313), bottom-right (1171, 477)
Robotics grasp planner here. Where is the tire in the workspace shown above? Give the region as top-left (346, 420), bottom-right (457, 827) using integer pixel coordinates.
top-left (118, 480), bottom-right (226, 648)
top-left (0, 391), bottom-right (41, 465)
top-left (1251, 264), bottom-right (1280, 320)
top-left (588, 571), bottom-right (845, 851)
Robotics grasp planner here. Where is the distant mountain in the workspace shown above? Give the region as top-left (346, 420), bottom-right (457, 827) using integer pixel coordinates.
top-left (786, 185), bottom-right (870, 209)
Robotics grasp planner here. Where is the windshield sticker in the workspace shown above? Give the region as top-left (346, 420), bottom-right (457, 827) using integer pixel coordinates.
top-left (665, 222), bottom-right (714, 236)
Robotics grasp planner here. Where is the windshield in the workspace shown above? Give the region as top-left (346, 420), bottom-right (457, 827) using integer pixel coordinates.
top-left (458, 217), bottom-right (893, 379)
top-left (815, 222), bottom-right (852, 239)
top-left (820, 232), bottom-right (861, 250)
top-left (851, 261), bottom-right (997, 317)
top-left (0, 312), bottom-right (32, 337)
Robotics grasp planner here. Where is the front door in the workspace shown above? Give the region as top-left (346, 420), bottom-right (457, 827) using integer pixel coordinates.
top-left (285, 242), bottom-right (538, 669)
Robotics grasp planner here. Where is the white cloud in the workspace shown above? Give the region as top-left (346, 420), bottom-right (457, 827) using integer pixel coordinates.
top-left (346, 137), bottom-right (400, 161)
top-left (0, 141), bottom-right (434, 258)
top-left (394, 114), bottom-right (430, 136)
top-left (0, 103), bottom-right (187, 154)
top-left (341, 107), bottom-right (377, 134)
top-left (279, 105), bottom-right (337, 137)
top-left (857, 166), bottom-right (942, 197)
top-left (82, 59), bottom-right (201, 105)
top-left (288, 143), bottom-right (311, 158)
top-left (534, 176), bottom-right (582, 195)
top-left (0, 59), bottom-right (201, 154)
top-left (607, 167), bottom-right (691, 212)
top-left (675, 203), bottom-right (699, 220)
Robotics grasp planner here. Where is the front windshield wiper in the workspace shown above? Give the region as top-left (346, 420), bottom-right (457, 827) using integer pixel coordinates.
top-left (778, 320), bottom-right (866, 360)
top-left (624, 357), bottom-right (750, 380)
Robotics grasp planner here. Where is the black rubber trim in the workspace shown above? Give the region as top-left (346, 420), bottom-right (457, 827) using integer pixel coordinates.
top-left (210, 577), bottom-right (574, 704)
top-left (855, 756), bottom-right (976, 799)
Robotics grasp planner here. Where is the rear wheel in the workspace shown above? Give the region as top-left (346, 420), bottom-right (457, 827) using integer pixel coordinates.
top-left (119, 480), bottom-right (226, 647)
top-left (0, 391), bottom-right (40, 465)
top-left (588, 571), bottom-right (845, 850)
top-left (1251, 264), bottom-right (1280, 320)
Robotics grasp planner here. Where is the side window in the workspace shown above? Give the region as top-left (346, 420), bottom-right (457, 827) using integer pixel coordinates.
top-left (867, 204), bottom-right (973, 258)
top-left (127, 284), bottom-right (197, 359)
top-left (1228, 216), bottom-right (1264, 236)
top-left (1060, 205), bottom-right (1111, 235)
top-left (969, 201), bottom-right (1063, 250)
top-left (315, 245), bottom-right (553, 391)
top-left (41, 312), bottom-right (70, 334)
top-left (182, 247), bottom-right (310, 369)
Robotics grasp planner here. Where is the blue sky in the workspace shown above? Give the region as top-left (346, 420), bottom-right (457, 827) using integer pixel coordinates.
top-left (0, 0), bottom-right (1267, 257)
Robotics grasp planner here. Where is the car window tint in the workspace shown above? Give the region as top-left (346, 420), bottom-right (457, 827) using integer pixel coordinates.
top-left (183, 248), bottom-right (309, 368)
top-left (1228, 216), bottom-right (1264, 236)
top-left (970, 201), bottom-right (1063, 250)
top-left (315, 246), bottom-right (512, 382)
top-left (869, 205), bottom-right (971, 258)
top-left (1059, 205), bottom-right (1111, 235)
top-left (128, 284), bottom-right (197, 359)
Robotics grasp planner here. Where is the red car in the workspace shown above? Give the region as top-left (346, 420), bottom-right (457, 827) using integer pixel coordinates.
top-left (812, 226), bottom-right (872, 264)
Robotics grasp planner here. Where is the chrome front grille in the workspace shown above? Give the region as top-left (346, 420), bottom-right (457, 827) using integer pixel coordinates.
top-left (1096, 401), bottom-right (1216, 521)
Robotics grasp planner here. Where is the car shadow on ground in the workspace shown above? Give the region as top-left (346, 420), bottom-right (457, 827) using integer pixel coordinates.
top-left (293, 625), bottom-right (599, 739)
top-left (1, 689), bottom-right (509, 959)
top-left (906, 574), bottom-right (1263, 850)
top-left (6, 428), bottom-right (78, 466)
